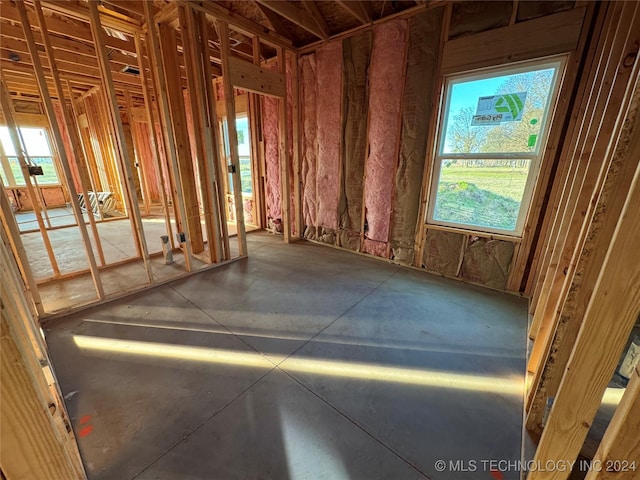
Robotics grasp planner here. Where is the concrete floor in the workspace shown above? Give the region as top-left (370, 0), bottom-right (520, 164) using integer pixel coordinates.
top-left (45, 232), bottom-right (528, 480)
top-left (14, 207), bottom-right (257, 313)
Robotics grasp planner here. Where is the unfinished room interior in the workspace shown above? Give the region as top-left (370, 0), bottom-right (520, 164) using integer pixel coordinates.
top-left (2, 0), bottom-right (640, 479)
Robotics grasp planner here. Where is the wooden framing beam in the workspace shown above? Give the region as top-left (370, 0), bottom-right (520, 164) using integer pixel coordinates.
top-left (217, 19), bottom-right (248, 256)
top-left (530, 141), bottom-right (640, 477)
top-left (87, 0), bottom-right (153, 283)
top-left (133, 31), bottom-right (175, 251)
top-left (40, 0), bottom-right (142, 33)
top-left (16, 0), bottom-right (104, 297)
top-left (525, 2), bottom-right (640, 437)
top-left (291, 52), bottom-right (302, 239)
top-left (277, 47), bottom-right (292, 242)
top-left (414, 3), bottom-right (451, 267)
top-left (228, 56), bottom-right (286, 97)
top-left (301, 1), bottom-right (331, 38)
top-left (335, 1), bottom-right (373, 24)
top-left (157, 21), bottom-right (205, 255)
top-left (34, 0), bottom-right (107, 270)
top-left (124, 90), bottom-right (152, 215)
top-left (0, 175), bottom-right (44, 316)
top-left (188, 0), bottom-right (293, 49)
top-left (0, 3), bottom-right (136, 54)
top-left (256, 1), bottom-right (328, 40)
top-left (585, 365), bottom-right (640, 480)
top-left (0, 22), bottom-right (135, 66)
top-left (179, 4), bottom-right (223, 263)
top-left (247, 36), bottom-right (266, 230)
top-left (143, 0), bottom-right (193, 271)
top-left (254, 2), bottom-right (290, 38)
top-left (1, 239), bottom-right (85, 479)
top-left (0, 81), bottom-right (61, 278)
top-left (441, 7), bottom-right (586, 74)
top-left (200, 11), bottom-right (230, 260)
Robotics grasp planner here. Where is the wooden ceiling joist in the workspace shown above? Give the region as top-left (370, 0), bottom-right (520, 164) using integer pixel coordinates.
top-left (301, 1), bottom-right (330, 38)
top-left (335, 1), bottom-right (373, 25)
top-left (254, 2), bottom-right (291, 39)
top-left (0, 3), bottom-right (136, 54)
top-left (0, 22), bottom-right (136, 67)
top-left (189, 1), bottom-right (293, 49)
top-left (255, 0), bottom-right (328, 40)
top-left (39, 0), bottom-right (142, 34)
top-left (0, 35), bottom-right (141, 80)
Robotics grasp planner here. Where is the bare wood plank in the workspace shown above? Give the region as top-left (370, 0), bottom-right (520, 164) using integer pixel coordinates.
top-left (255, 2), bottom-right (290, 38)
top-left (530, 141), bottom-right (640, 478)
top-left (134, 31), bottom-right (175, 251)
top-left (249, 36), bottom-right (266, 230)
top-left (414, 3), bottom-right (452, 267)
top-left (335, 1), bottom-right (372, 24)
top-left (189, 1), bottom-right (293, 49)
top-left (0, 3), bottom-right (136, 54)
top-left (291, 52), bottom-right (302, 239)
top-left (507, 3), bottom-right (599, 294)
top-left (88, 0), bottom-right (153, 283)
top-left (0, 80), bottom-right (61, 278)
top-left (217, 20), bottom-right (247, 256)
top-left (526, 20), bottom-right (640, 445)
top-left (441, 7), bottom-right (586, 75)
top-left (0, 28), bottom-right (135, 67)
top-left (65, 80), bottom-right (107, 264)
top-left (179, 4), bottom-right (221, 263)
top-left (277, 47), bottom-right (291, 242)
top-left (228, 56), bottom-right (286, 98)
top-left (19, 0), bottom-right (104, 296)
top-left (301, 1), bottom-right (331, 38)
top-left (0, 177), bottom-right (44, 316)
top-left (124, 90), bottom-right (152, 215)
top-left (585, 365), bottom-right (640, 480)
top-left (1, 317), bottom-right (84, 480)
top-left (255, 0), bottom-right (328, 39)
top-left (157, 22), bottom-right (205, 255)
top-left (35, 1), bottom-right (107, 269)
top-left (199, 11), bottom-right (230, 260)
top-left (40, 0), bottom-right (142, 33)
top-left (525, 3), bottom-right (639, 423)
top-left (143, 1), bottom-right (193, 270)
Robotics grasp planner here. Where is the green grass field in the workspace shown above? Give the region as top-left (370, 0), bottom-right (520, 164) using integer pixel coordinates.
top-left (3, 157), bottom-right (60, 186)
top-left (435, 165), bottom-right (530, 231)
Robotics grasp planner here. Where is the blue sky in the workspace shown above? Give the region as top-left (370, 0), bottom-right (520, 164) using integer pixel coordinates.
top-left (448, 76), bottom-right (506, 117)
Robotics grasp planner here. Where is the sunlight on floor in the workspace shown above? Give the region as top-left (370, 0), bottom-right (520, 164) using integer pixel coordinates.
top-left (73, 335), bottom-right (524, 395)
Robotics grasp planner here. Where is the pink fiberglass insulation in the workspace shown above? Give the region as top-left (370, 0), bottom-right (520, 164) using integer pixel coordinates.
top-left (262, 94), bottom-right (281, 221)
top-left (364, 20), bottom-right (408, 248)
top-left (315, 40), bottom-right (342, 231)
top-left (300, 54), bottom-right (317, 228)
top-left (53, 103), bottom-right (82, 192)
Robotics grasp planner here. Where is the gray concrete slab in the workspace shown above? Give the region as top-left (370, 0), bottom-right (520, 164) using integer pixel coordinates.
top-left (279, 268), bottom-right (527, 480)
top-left (136, 369), bottom-right (424, 480)
top-left (45, 232), bottom-right (529, 480)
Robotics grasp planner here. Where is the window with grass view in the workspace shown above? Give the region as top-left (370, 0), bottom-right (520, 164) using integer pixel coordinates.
top-left (428, 59), bottom-right (563, 235)
top-left (0, 126), bottom-right (60, 187)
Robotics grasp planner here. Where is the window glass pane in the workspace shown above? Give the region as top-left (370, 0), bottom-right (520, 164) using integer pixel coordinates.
top-left (442, 66), bottom-right (557, 154)
top-left (7, 158), bottom-right (26, 186)
top-left (29, 157), bottom-right (59, 184)
top-left (0, 127), bottom-right (52, 156)
top-left (236, 116), bottom-right (252, 195)
top-left (433, 159), bottom-right (532, 231)
top-left (0, 127), bottom-right (16, 156)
